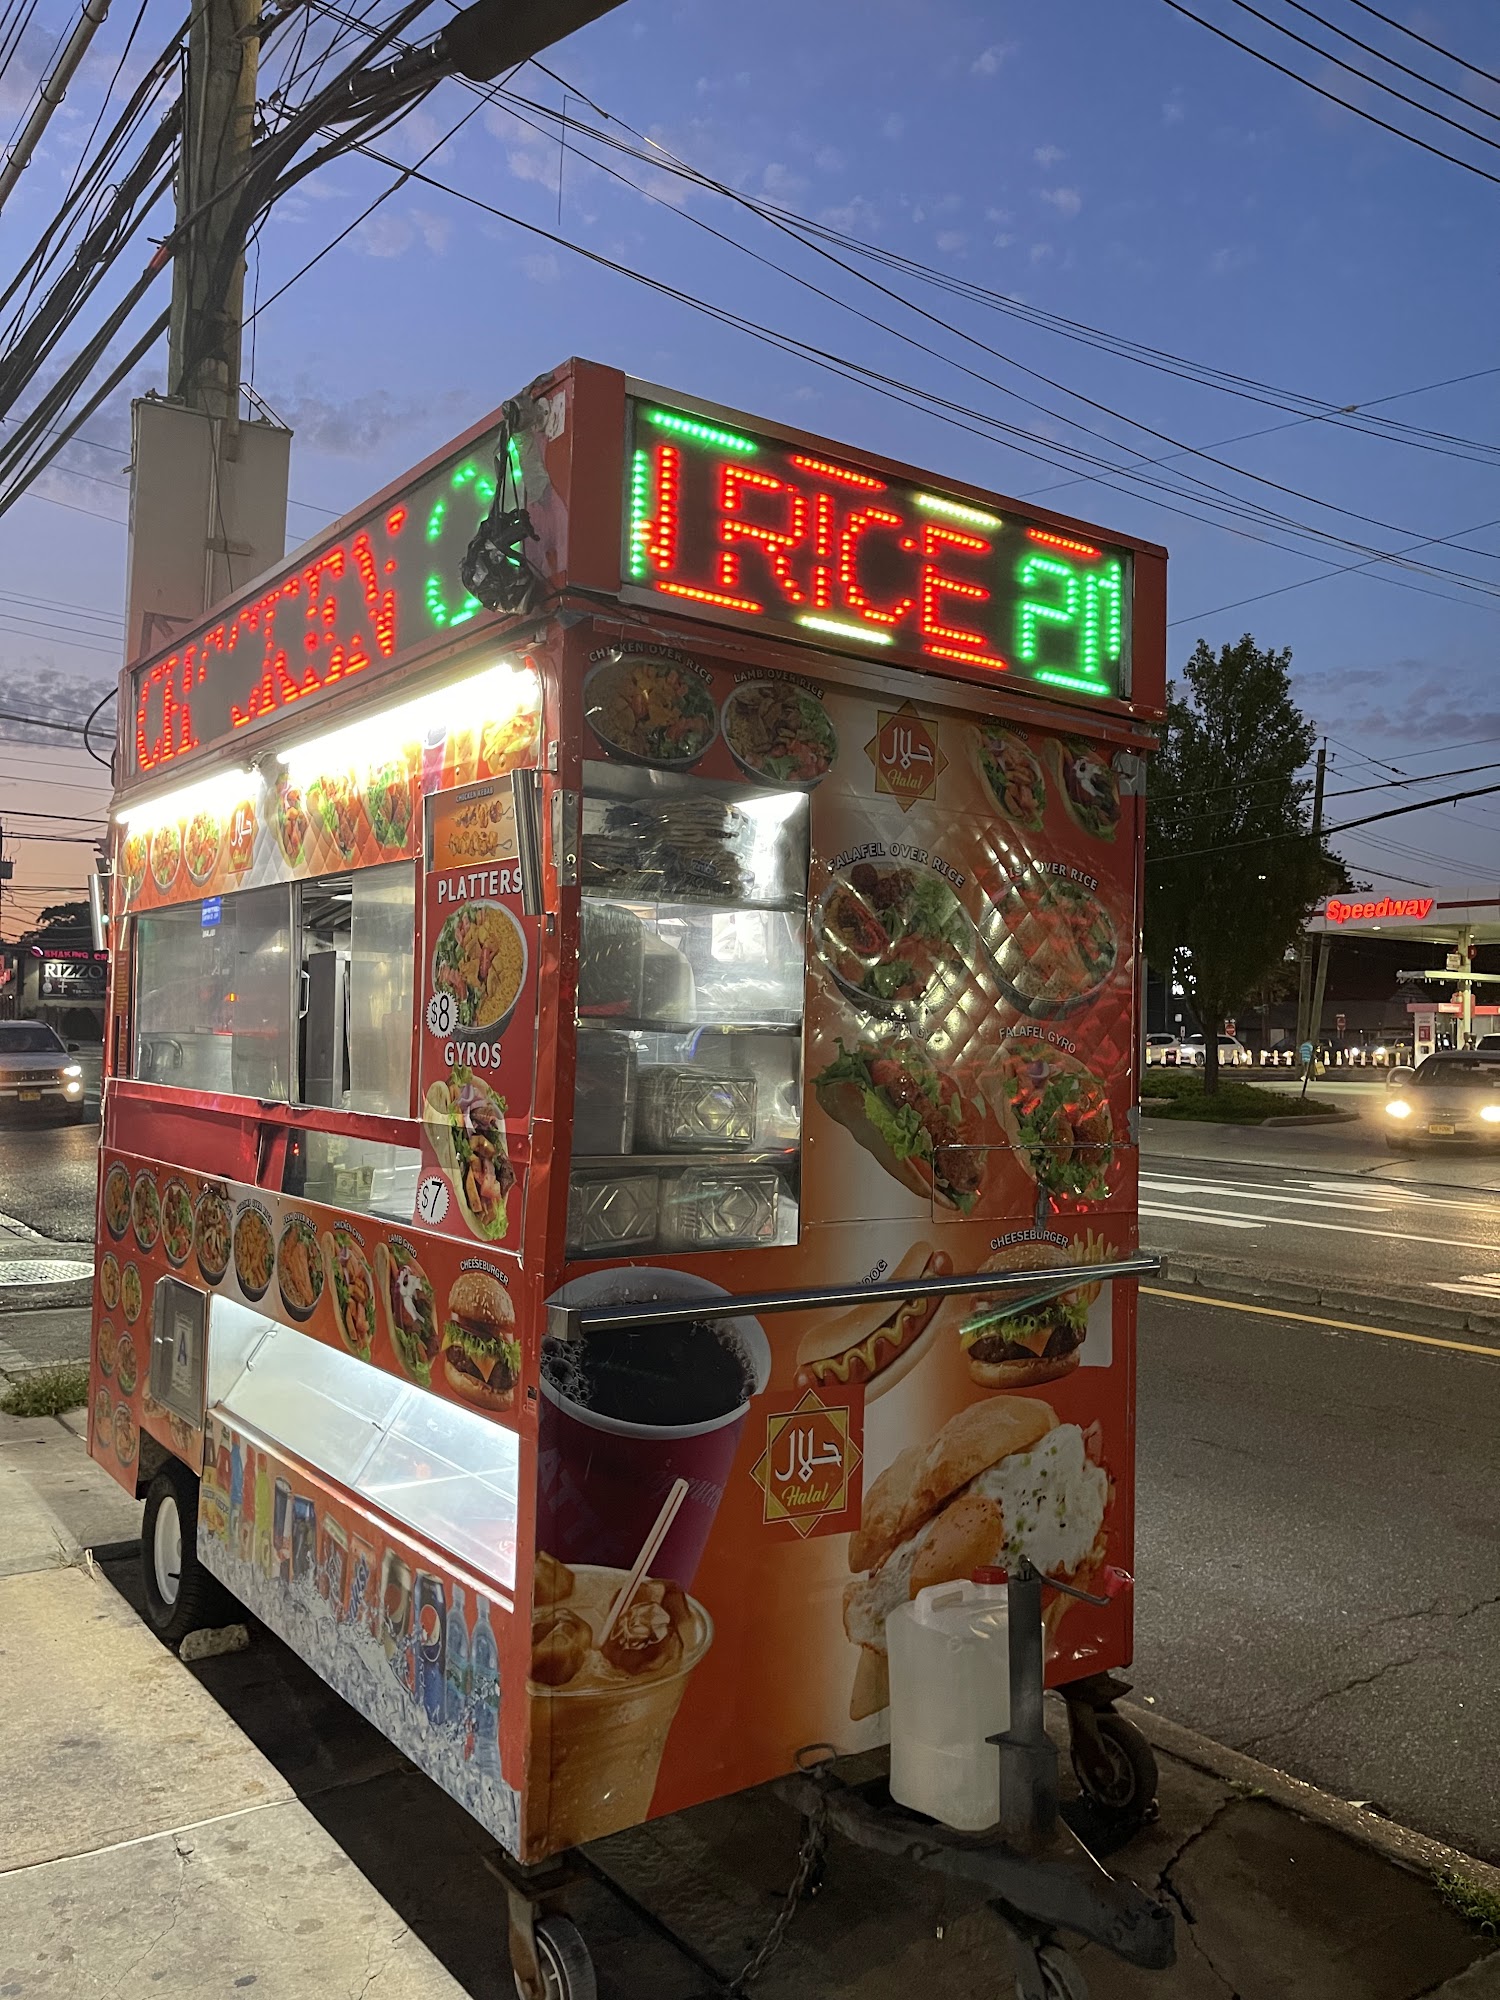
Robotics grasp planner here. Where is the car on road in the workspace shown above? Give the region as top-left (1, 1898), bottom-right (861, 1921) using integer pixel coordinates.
top-left (1145, 1033), bottom-right (1182, 1066)
top-left (1384, 1049), bottom-right (1500, 1149)
top-left (0, 1020), bottom-right (86, 1124)
top-left (1179, 1035), bottom-right (1254, 1068)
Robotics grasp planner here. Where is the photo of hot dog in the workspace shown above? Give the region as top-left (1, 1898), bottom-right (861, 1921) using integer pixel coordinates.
top-left (794, 1244), bottom-right (953, 1400)
top-left (814, 1039), bottom-right (1003, 1214)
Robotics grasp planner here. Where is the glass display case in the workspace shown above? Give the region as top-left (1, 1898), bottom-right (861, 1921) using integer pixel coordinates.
top-left (207, 1297), bottom-right (518, 1590)
top-left (568, 761), bottom-right (808, 1259)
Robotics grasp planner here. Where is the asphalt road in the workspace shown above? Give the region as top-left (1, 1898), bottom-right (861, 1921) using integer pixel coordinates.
top-left (0, 1114), bottom-right (99, 1244)
top-left (1134, 1286), bottom-right (1500, 1862)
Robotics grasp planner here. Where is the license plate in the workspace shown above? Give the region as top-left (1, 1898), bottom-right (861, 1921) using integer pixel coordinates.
top-left (17, 1089), bottom-right (39, 1102)
top-left (1428, 1123), bottom-right (1455, 1136)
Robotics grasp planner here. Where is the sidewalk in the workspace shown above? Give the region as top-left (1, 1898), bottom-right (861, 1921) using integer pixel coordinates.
top-left (3, 1405), bottom-right (1499, 1999)
top-left (0, 1407), bottom-right (470, 2000)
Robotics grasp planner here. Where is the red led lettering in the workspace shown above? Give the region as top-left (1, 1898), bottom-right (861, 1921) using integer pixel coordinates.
top-left (386, 506), bottom-right (407, 536)
top-left (646, 444), bottom-right (680, 571)
top-left (919, 524), bottom-right (1007, 669)
top-left (790, 453), bottom-right (886, 491)
top-left (839, 506), bottom-right (915, 626)
top-left (1027, 527), bottom-right (1100, 559)
top-left (720, 465), bottom-right (807, 604)
top-left (657, 580), bottom-right (766, 615)
top-left (713, 464), bottom-right (767, 609)
top-left (810, 493), bottom-right (837, 610)
top-left (353, 531), bottom-right (397, 658)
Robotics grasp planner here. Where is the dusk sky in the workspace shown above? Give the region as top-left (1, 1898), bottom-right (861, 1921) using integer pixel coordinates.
top-left (1, 0), bottom-right (1498, 932)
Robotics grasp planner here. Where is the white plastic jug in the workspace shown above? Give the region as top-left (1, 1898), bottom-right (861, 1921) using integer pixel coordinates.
top-left (886, 1577), bottom-right (1010, 1831)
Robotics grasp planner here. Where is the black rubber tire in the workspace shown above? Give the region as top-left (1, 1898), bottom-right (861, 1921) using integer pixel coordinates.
top-left (1069, 1712), bottom-right (1158, 1832)
top-left (1385, 1135), bottom-right (1412, 1153)
top-left (140, 1463), bottom-right (228, 1646)
top-left (515, 1916), bottom-right (597, 2000)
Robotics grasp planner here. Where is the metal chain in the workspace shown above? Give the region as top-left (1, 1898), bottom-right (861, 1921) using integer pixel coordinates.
top-left (726, 1784), bottom-right (829, 1997)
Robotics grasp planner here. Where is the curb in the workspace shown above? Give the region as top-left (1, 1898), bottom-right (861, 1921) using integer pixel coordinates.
top-left (1148, 1250), bottom-right (1500, 1344)
top-left (1140, 1109), bottom-right (1358, 1128)
top-left (1123, 1700), bottom-right (1500, 1898)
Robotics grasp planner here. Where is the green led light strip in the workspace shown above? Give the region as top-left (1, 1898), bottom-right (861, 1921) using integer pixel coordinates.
top-left (798, 615), bottom-right (895, 646)
top-left (628, 448), bottom-right (651, 578)
top-left (1035, 670), bottom-right (1109, 696)
top-left (646, 407), bottom-right (757, 455)
top-left (915, 491), bottom-right (1003, 531)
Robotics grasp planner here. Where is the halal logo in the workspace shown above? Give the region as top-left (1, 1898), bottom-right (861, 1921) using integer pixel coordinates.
top-left (750, 1389), bottom-right (862, 1538)
top-left (865, 700), bottom-right (945, 811)
top-left (228, 801), bottom-right (256, 868)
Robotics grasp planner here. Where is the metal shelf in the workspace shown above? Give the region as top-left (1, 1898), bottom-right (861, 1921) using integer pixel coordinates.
top-left (575, 1015), bottom-right (802, 1035)
top-left (570, 1149), bottom-right (799, 1170)
top-left (580, 883), bottom-right (804, 915)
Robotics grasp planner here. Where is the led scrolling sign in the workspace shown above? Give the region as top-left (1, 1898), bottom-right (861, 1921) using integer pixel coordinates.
top-left (624, 402), bottom-right (1132, 698)
top-left (127, 446), bottom-right (517, 783)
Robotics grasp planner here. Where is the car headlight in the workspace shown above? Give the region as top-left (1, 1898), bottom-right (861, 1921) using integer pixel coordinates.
top-left (1386, 1099), bottom-right (1411, 1119)
top-left (64, 1080), bottom-right (82, 1095)
top-left (1481, 1105), bottom-right (1500, 1125)
top-left (62, 1063), bottom-right (82, 1079)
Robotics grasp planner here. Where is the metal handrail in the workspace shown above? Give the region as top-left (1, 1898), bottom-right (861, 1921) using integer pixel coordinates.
top-left (545, 1252), bottom-right (1160, 1340)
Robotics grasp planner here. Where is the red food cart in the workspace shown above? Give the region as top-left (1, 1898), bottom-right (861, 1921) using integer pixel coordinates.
top-left (91, 359), bottom-right (1168, 1997)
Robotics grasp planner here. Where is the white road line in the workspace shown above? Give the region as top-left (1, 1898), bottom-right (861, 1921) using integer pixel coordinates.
top-left (1428, 1273), bottom-right (1500, 1299)
top-left (1303, 1180), bottom-right (1500, 1219)
top-left (1140, 1204), bottom-right (1264, 1230)
top-left (1140, 1179), bottom-right (1392, 1214)
top-left (1141, 1204), bottom-right (1493, 1252)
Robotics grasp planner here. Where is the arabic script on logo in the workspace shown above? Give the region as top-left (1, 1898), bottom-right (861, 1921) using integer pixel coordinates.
top-left (750, 1388), bottom-right (863, 1539)
top-left (865, 700), bottom-right (946, 811)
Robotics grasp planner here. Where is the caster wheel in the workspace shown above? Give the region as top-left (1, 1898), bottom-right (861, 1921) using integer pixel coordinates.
top-left (140, 1463), bottom-right (230, 1647)
top-left (1015, 1942), bottom-right (1089, 2000)
top-left (515, 1915), bottom-right (597, 2000)
top-left (1070, 1711), bottom-right (1158, 1833)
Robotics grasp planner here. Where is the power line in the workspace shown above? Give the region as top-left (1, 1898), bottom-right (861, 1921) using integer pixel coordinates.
top-left (1157, 0), bottom-right (1500, 188)
top-left (1344, 0), bottom-right (1500, 94)
top-left (1151, 779), bottom-right (1500, 868)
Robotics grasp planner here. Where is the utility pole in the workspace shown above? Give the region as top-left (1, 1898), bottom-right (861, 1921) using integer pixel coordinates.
top-left (0, 0), bottom-right (112, 218)
top-left (167, 0), bottom-right (260, 420)
top-left (1295, 736), bottom-right (1327, 1052)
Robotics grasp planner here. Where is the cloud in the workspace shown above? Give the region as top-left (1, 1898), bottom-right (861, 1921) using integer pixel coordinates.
top-left (762, 161), bottom-right (810, 199)
top-left (1206, 244), bottom-right (1255, 275)
top-left (0, 667), bottom-right (117, 744)
top-left (972, 42), bottom-right (1016, 76)
top-left (819, 195), bottom-right (881, 233)
top-left (993, 232), bottom-right (1016, 249)
top-left (1029, 242), bottom-right (1054, 265)
top-left (523, 252), bottom-right (561, 283)
top-left (814, 144), bottom-right (846, 173)
top-left (1039, 186), bottom-right (1082, 218)
top-left (881, 112), bottom-right (905, 140)
top-left (263, 385), bottom-right (467, 459)
top-left (412, 209), bottom-right (451, 254)
top-left (1163, 91), bottom-right (1186, 125)
top-left (1033, 144), bottom-right (1066, 168)
top-left (936, 229), bottom-right (967, 253)
top-left (355, 212), bottom-right (412, 259)
top-left (985, 205), bottom-right (1012, 224)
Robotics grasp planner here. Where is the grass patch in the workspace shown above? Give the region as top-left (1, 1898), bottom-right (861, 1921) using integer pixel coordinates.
top-left (1435, 1869), bottom-right (1500, 1935)
top-left (1140, 1070), bottom-right (1340, 1123)
top-left (0, 1361), bottom-right (91, 1417)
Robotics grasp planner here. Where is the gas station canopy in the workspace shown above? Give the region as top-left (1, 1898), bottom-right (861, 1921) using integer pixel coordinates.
top-left (1307, 888), bottom-right (1500, 1052)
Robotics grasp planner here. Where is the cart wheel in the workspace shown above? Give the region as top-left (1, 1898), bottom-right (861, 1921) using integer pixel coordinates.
top-left (140, 1463), bottom-right (228, 1646)
top-left (514, 1915), bottom-right (596, 2000)
top-left (1033, 1943), bottom-right (1089, 2000)
top-left (1069, 1711), bottom-right (1158, 1831)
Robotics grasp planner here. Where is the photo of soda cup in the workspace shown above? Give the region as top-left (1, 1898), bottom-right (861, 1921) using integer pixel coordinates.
top-left (527, 1561), bottom-right (712, 1850)
top-left (538, 1271), bottom-right (770, 1589)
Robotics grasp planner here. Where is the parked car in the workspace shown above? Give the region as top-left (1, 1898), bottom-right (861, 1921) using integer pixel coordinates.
top-left (1180, 1036), bottom-right (1254, 1068)
top-left (0, 1019), bottom-right (86, 1123)
top-left (1145, 1034), bottom-right (1181, 1066)
top-left (1384, 1050), bottom-right (1500, 1149)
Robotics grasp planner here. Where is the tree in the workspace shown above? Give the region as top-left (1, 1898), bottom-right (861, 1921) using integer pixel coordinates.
top-left (29, 901), bottom-right (92, 940)
top-left (1146, 635), bottom-right (1338, 1095)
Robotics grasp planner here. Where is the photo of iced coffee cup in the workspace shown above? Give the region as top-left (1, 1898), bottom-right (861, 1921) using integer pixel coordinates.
top-left (539, 1269), bottom-right (770, 1589)
top-left (526, 1553), bottom-right (713, 1849)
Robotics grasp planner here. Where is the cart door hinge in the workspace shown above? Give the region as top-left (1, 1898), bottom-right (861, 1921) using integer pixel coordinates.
top-left (551, 788), bottom-right (578, 886)
top-left (1114, 751), bottom-right (1146, 796)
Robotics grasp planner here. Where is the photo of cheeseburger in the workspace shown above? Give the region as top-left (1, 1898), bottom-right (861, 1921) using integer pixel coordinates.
top-left (441, 1270), bottom-right (521, 1413)
top-left (795, 1244), bottom-right (953, 1399)
top-left (843, 1396), bottom-right (1109, 1720)
top-left (945, 1239), bottom-right (1109, 1390)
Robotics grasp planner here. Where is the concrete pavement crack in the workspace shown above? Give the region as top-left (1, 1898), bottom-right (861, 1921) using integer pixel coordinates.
top-left (103, 1832), bottom-right (192, 1992)
top-left (1236, 1648), bottom-right (1448, 1756)
top-left (1157, 1797), bottom-right (1243, 1999)
top-left (352, 1922), bottom-right (410, 2000)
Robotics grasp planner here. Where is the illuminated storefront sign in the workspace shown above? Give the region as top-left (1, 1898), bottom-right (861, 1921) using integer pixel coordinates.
top-left (1325, 896), bottom-right (1435, 924)
top-left (127, 443), bottom-right (517, 783)
top-left (623, 400), bottom-right (1133, 698)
